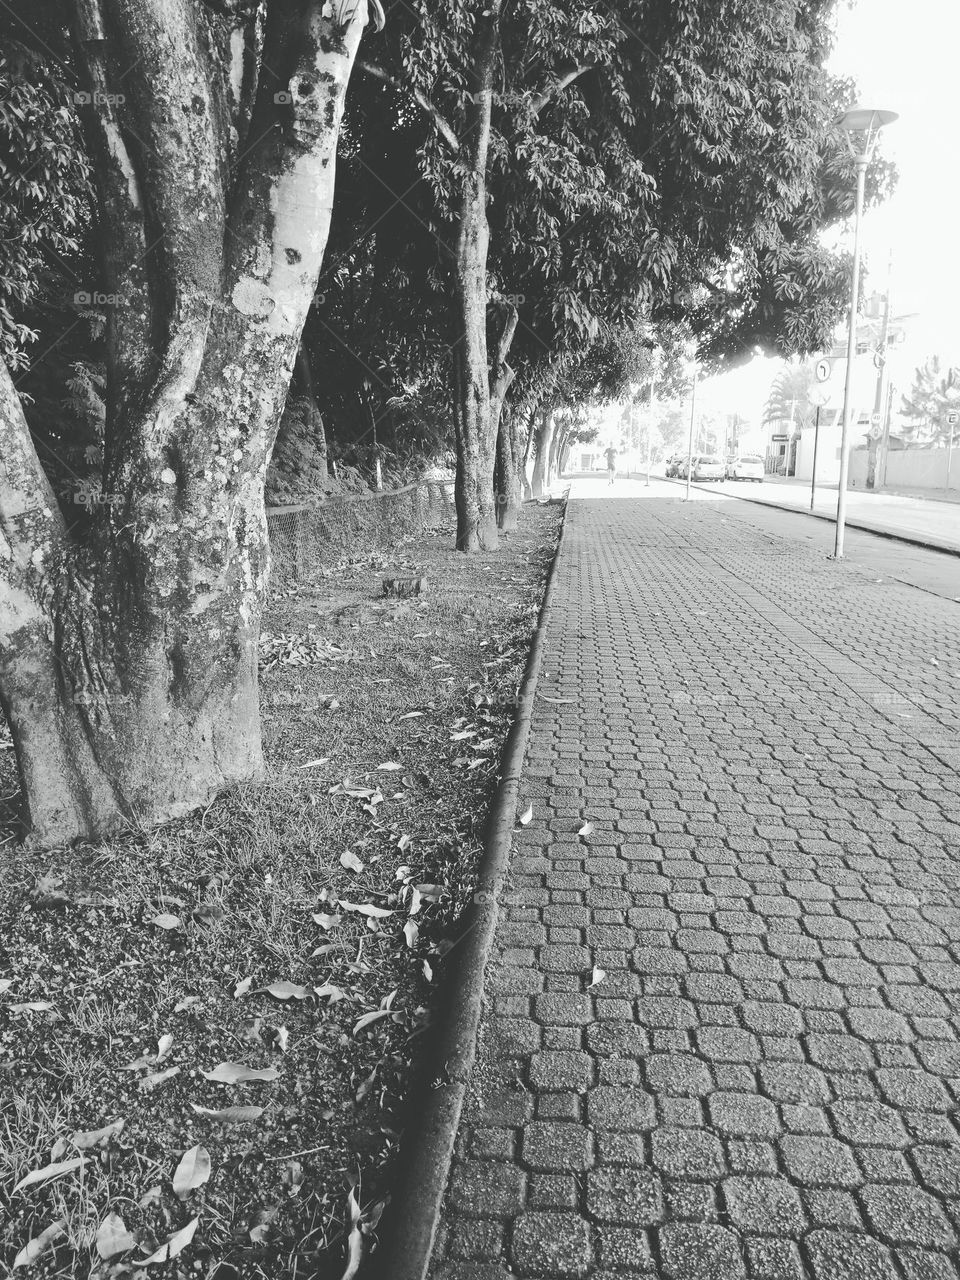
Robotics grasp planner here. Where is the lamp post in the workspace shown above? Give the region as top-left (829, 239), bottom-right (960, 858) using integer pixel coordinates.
top-left (832, 106), bottom-right (898, 559)
top-left (684, 364), bottom-right (698, 500)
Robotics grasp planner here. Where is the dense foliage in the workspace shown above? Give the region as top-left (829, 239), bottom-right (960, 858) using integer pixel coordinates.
top-left (0, 0), bottom-right (895, 502)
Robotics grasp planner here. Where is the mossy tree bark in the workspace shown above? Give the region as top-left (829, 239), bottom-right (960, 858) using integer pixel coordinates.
top-left (0, 0), bottom-right (377, 848)
top-left (451, 0), bottom-right (502, 552)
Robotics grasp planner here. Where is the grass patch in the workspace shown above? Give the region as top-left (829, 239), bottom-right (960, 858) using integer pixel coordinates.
top-left (0, 504), bottom-right (560, 1278)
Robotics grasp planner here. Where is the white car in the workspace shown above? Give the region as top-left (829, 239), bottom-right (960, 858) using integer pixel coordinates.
top-left (728, 455), bottom-right (765, 482)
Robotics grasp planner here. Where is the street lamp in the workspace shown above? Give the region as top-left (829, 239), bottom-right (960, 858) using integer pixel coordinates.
top-left (832, 105), bottom-right (898, 559)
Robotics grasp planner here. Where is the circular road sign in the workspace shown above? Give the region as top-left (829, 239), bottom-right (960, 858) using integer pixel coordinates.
top-left (815, 358), bottom-right (831, 383)
top-left (808, 384), bottom-right (832, 408)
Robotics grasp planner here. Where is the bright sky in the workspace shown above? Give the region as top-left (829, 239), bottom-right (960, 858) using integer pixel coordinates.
top-left (694, 0), bottom-right (960, 426)
top-left (829, 0), bottom-right (960, 355)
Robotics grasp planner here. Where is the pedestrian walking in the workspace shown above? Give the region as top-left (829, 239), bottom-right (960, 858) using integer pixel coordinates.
top-left (605, 445), bottom-right (617, 485)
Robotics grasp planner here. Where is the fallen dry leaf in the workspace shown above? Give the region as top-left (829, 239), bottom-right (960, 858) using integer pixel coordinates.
top-left (201, 1062), bottom-right (279, 1085)
top-left (14, 1220), bottom-right (64, 1269)
top-left (14, 1156), bottom-right (84, 1193)
top-left (172, 1145), bottom-right (211, 1198)
top-left (139, 1217), bottom-right (199, 1265)
top-left (71, 1119), bottom-right (124, 1151)
top-left (96, 1213), bottom-right (137, 1260)
top-left (256, 981), bottom-right (310, 1001)
top-left (190, 1104), bottom-right (264, 1124)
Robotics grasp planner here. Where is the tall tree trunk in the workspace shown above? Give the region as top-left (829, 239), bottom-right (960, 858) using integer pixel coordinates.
top-left (547, 423), bottom-right (561, 488)
top-left (451, 1), bottom-right (502, 552)
top-left (530, 408), bottom-right (554, 500)
top-left (0, 0), bottom-right (374, 848)
top-left (519, 406), bottom-right (537, 501)
top-left (296, 346), bottom-right (328, 468)
top-left (491, 304), bottom-right (519, 531)
top-left (494, 406), bottom-right (523, 532)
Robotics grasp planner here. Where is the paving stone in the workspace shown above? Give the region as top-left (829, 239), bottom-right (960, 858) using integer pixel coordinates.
top-left (534, 994), bottom-right (594, 1025)
top-left (448, 1218), bottom-right (506, 1261)
top-left (709, 1092), bottom-right (780, 1137)
top-left (529, 1052), bottom-right (595, 1090)
top-left (448, 1161), bottom-right (527, 1217)
top-left (875, 1068), bottom-right (953, 1112)
top-left (658, 1223), bottom-right (746, 1280)
top-left (586, 1168), bottom-right (664, 1224)
top-left (913, 1144), bottom-right (960, 1196)
top-left (847, 1007), bottom-right (913, 1043)
top-left (645, 1053), bottom-right (713, 1096)
top-left (744, 1237), bottom-right (804, 1280)
top-left (596, 1225), bottom-right (654, 1272)
top-left (898, 1248), bottom-right (960, 1280)
top-left (587, 1085), bottom-right (655, 1131)
top-left (652, 1128), bottom-right (726, 1180)
top-left (861, 1183), bottom-right (957, 1248)
top-left (758, 1062), bottom-right (831, 1104)
top-left (510, 1213), bottom-right (592, 1278)
top-left (521, 1122), bottom-right (592, 1171)
top-left (830, 1100), bottom-right (910, 1148)
top-left (779, 1135), bottom-right (860, 1187)
top-left (586, 1020), bottom-right (649, 1058)
top-left (806, 1228), bottom-right (900, 1280)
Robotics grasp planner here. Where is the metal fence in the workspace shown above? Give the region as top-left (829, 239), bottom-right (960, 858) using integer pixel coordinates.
top-left (266, 477), bottom-right (454, 587)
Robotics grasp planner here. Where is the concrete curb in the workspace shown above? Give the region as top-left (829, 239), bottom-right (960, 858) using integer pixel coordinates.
top-left (657, 475), bottom-right (960, 558)
top-left (369, 502), bottom-right (570, 1280)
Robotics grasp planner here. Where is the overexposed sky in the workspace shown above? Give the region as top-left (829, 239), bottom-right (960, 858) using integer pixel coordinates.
top-left (828, 0), bottom-right (960, 357)
top-left (696, 0), bottom-right (958, 423)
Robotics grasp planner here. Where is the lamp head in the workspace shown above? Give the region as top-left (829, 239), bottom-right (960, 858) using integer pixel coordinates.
top-left (835, 105), bottom-right (898, 163)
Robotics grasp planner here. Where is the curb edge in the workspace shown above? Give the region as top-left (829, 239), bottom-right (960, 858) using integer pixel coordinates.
top-left (368, 499), bottom-right (570, 1280)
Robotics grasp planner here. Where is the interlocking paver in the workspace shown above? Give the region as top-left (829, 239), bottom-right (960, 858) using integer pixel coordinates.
top-left (432, 487), bottom-right (960, 1278)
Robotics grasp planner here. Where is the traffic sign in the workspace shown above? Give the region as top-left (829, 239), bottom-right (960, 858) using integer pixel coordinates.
top-left (771, 434), bottom-right (789, 442)
top-left (815, 358), bottom-right (831, 383)
top-left (869, 424), bottom-right (882, 441)
top-left (870, 412), bottom-right (882, 426)
top-left (808, 385), bottom-right (832, 408)
top-left (946, 410), bottom-right (960, 427)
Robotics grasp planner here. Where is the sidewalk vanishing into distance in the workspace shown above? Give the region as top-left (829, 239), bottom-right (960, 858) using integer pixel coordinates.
top-left (431, 477), bottom-right (960, 1280)
top-left (666, 474), bottom-right (960, 557)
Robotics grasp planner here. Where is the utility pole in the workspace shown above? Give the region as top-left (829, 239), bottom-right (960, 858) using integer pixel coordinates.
top-left (645, 380), bottom-right (655, 487)
top-left (685, 365), bottom-right (698, 500)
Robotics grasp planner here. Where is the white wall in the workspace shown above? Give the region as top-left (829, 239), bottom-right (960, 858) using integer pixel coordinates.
top-left (882, 448), bottom-right (959, 492)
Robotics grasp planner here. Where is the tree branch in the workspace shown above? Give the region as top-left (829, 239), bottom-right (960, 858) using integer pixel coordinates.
top-left (73, 0), bottom-right (227, 431)
top-left (530, 65), bottom-right (592, 118)
top-left (357, 60), bottom-right (460, 154)
top-left (492, 302), bottom-right (519, 374)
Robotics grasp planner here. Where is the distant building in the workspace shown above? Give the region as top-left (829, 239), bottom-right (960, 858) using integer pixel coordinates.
top-left (793, 308), bottom-right (919, 486)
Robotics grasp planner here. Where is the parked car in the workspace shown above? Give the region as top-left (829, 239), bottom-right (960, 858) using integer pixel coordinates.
top-left (727, 454), bottom-right (765, 482)
top-left (692, 454), bottom-right (726, 482)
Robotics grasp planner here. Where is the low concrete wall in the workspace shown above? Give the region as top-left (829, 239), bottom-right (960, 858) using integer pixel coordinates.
top-left (882, 447), bottom-right (958, 492)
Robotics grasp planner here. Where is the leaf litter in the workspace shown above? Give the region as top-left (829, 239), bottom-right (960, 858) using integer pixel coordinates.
top-left (0, 505), bottom-right (560, 1277)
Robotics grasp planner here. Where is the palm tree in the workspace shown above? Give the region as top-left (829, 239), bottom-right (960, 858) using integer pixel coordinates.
top-left (763, 363), bottom-right (816, 431)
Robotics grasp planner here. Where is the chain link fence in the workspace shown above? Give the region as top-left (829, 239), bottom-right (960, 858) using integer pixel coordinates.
top-left (266, 477), bottom-right (455, 587)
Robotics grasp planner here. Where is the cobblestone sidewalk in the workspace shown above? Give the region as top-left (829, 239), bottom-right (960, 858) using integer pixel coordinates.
top-left (431, 485), bottom-right (960, 1280)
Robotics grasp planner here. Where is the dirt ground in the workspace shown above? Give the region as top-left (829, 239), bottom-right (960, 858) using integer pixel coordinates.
top-left (0, 503), bottom-right (560, 1279)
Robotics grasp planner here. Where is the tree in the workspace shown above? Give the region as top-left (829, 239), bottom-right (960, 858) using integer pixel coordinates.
top-left (764, 363), bottom-right (817, 430)
top-left (0, 0), bottom-right (382, 848)
top-left (900, 356), bottom-right (960, 443)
